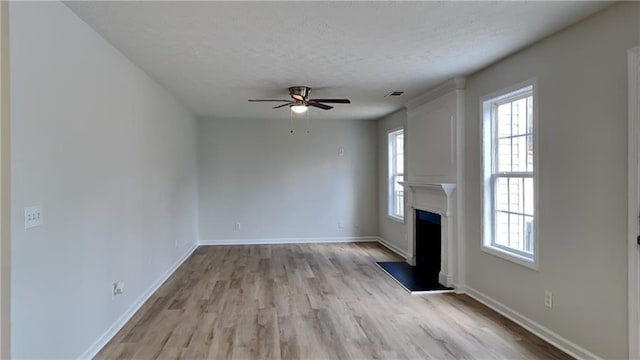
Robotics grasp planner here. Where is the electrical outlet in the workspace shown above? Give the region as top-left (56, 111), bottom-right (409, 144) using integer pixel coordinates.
top-left (235, 222), bottom-right (241, 231)
top-left (113, 281), bottom-right (125, 297)
top-left (338, 221), bottom-right (345, 229)
top-left (338, 147), bottom-right (345, 156)
top-left (544, 290), bottom-right (553, 308)
top-left (24, 205), bottom-right (44, 229)
top-left (174, 239), bottom-right (178, 248)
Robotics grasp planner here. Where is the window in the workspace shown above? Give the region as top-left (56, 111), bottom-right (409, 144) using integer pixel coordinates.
top-left (482, 79), bottom-right (537, 269)
top-left (388, 129), bottom-right (404, 221)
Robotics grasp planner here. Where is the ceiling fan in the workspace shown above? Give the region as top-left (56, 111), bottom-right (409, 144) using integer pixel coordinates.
top-left (248, 86), bottom-right (351, 113)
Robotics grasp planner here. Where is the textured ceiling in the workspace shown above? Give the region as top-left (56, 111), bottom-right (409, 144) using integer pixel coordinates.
top-left (65, 1), bottom-right (609, 121)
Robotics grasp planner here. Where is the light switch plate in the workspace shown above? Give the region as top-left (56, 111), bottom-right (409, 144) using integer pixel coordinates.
top-left (24, 205), bottom-right (43, 229)
top-left (113, 281), bottom-right (125, 297)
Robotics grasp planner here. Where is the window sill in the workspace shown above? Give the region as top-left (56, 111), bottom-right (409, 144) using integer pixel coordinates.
top-left (481, 244), bottom-right (538, 271)
top-left (387, 215), bottom-right (404, 224)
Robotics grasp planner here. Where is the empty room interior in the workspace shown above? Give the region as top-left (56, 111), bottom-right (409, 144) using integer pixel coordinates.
top-left (1, 1), bottom-right (639, 359)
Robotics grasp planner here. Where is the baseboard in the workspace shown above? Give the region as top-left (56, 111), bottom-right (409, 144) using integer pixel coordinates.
top-left (464, 286), bottom-right (602, 360)
top-left (198, 236), bottom-right (378, 246)
top-left (376, 237), bottom-right (408, 259)
top-left (78, 243), bottom-right (198, 359)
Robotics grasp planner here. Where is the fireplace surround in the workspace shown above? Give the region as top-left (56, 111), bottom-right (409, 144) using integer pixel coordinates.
top-left (403, 181), bottom-right (458, 287)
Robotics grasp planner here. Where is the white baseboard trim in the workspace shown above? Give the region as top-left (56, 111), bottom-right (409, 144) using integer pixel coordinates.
top-left (376, 237), bottom-right (408, 259)
top-left (464, 286), bottom-right (602, 360)
top-left (78, 243), bottom-right (198, 359)
top-left (198, 236), bottom-right (378, 246)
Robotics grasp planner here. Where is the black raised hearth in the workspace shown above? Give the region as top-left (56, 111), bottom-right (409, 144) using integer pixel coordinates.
top-left (377, 210), bottom-right (453, 293)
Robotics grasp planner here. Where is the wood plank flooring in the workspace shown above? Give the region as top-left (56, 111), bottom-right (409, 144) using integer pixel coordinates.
top-left (95, 242), bottom-right (571, 359)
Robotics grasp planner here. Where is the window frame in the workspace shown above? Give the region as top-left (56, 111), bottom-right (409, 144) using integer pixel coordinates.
top-left (481, 78), bottom-right (539, 270)
top-left (388, 128), bottom-right (404, 222)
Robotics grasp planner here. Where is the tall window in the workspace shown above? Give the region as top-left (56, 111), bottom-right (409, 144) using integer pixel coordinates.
top-left (388, 129), bottom-right (404, 221)
top-left (482, 80), bottom-right (537, 269)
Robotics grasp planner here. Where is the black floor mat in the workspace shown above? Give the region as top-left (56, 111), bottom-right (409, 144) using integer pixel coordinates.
top-left (376, 261), bottom-right (454, 293)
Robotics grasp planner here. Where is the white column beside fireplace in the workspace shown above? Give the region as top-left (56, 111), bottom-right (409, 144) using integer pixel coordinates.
top-left (402, 77), bottom-right (465, 290)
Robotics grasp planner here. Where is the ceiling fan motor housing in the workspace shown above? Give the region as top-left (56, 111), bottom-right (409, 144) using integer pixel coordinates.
top-left (289, 86), bottom-right (312, 100)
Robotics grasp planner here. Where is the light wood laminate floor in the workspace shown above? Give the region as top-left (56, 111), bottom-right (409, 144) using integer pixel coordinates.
top-left (96, 242), bottom-right (571, 359)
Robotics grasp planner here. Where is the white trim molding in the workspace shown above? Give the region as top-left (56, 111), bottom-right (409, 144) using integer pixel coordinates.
top-left (465, 287), bottom-right (602, 360)
top-left (628, 45), bottom-right (640, 360)
top-left (78, 244), bottom-right (198, 359)
top-left (199, 236), bottom-right (378, 246)
top-left (405, 77), bottom-right (466, 110)
top-left (454, 82), bottom-right (466, 292)
top-left (376, 237), bottom-right (408, 259)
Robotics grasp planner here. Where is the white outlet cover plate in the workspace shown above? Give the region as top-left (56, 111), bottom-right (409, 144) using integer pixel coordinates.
top-left (544, 290), bottom-right (553, 308)
top-left (24, 205), bottom-right (43, 229)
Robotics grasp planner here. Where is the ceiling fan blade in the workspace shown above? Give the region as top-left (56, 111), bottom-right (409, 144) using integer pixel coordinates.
top-left (272, 103), bottom-right (293, 109)
top-left (248, 99), bottom-right (291, 102)
top-left (291, 94), bottom-right (304, 101)
top-left (308, 102), bottom-right (333, 110)
top-left (309, 99), bottom-right (351, 104)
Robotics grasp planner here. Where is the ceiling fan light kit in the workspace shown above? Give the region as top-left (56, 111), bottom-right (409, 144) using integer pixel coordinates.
top-left (290, 105), bottom-right (308, 114)
top-left (248, 86), bottom-right (351, 113)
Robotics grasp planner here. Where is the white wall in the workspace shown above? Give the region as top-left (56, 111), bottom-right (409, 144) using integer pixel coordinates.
top-left (463, 3), bottom-right (639, 358)
top-left (376, 109), bottom-right (407, 253)
top-left (10, 2), bottom-right (198, 358)
top-left (198, 117), bottom-right (377, 241)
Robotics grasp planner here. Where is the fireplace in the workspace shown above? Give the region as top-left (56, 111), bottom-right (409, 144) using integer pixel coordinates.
top-left (415, 210), bottom-right (442, 284)
top-left (403, 181), bottom-right (464, 286)
top-left (376, 206), bottom-right (453, 293)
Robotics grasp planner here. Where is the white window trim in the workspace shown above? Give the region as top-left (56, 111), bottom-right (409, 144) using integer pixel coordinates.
top-left (388, 127), bottom-right (404, 223)
top-left (480, 78), bottom-right (539, 271)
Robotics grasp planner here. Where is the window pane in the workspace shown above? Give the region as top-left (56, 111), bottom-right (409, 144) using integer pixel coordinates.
top-left (495, 211), bottom-right (509, 247)
top-left (497, 103), bottom-right (512, 138)
top-left (393, 174), bottom-right (404, 217)
top-left (396, 134), bottom-right (403, 155)
top-left (526, 134), bottom-right (534, 172)
top-left (497, 138), bottom-right (512, 172)
top-left (524, 216), bottom-right (534, 254)
top-left (495, 177), bottom-right (509, 212)
top-left (495, 210), bottom-right (534, 254)
top-left (524, 177), bottom-right (534, 216)
top-left (511, 135), bottom-right (528, 172)
top-left (509, 213), bottom-right (524, 251)
top-left (527, 96), bottom-right (533, 134)
top-left (497, 136), bottom-right (533, 173)
top-left (512, 97), bottom-right (528, 136)
top-left (508, 177), bottom-right (523, 214)
top-left (389, 130), bottom-right (404, 219)
top-left (396, 153), bottom-right (404, 174)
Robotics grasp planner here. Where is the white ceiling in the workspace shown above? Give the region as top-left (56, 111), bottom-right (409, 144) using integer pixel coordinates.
top-left (65, 1), bottom-right (609, 121)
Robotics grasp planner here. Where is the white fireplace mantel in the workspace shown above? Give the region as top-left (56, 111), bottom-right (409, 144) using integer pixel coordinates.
top-left (401, 181), bottom-right (455, 214)
top-left (401, 181), bottom-right (458, 287)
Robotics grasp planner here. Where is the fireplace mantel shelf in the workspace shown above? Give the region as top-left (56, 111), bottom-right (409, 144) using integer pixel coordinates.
top-left (400, 181), bottom-right (456, 195)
